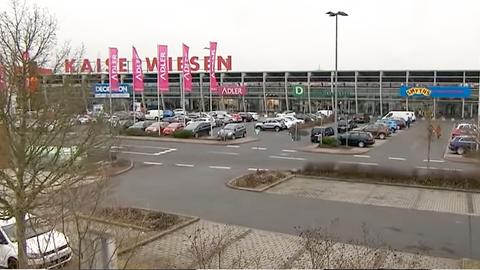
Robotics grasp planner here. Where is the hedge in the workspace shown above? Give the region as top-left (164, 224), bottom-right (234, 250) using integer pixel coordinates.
top-left (172, 129), bottom-right (193, 139)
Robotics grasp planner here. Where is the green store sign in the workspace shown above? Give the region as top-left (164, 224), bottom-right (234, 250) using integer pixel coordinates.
top-left (291, 84), bottom-right (354, 98)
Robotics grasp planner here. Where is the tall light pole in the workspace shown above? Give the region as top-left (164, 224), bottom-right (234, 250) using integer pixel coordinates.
top-left (204, 46), bottom-right (214, 136)
top-left (326, 11), bottom-right (348, 140)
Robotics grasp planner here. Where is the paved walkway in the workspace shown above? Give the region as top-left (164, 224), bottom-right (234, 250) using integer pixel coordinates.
top-left (267, 177), bottom-right (479, 216)
top-left (121, 219), bottom-right (459, 269)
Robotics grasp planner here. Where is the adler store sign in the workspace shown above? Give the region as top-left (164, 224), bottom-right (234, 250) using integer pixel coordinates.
top-left (218, 85), bottom-right (247, 96)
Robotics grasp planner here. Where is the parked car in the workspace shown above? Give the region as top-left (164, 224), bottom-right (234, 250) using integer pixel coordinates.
top-left (238, 112), bottom-right (254, 122)
top-left (284, 116), bottom-right (305, 125)
top-left (255, 118), bottom-right (286, 132)
top-left (451, 123), bottom-right (478, 138)
top-left (352, 113), bottom-right (370, 124)
top-left (276, 110), bottom-right (296, 118)
top-left (376, 119), bottom-right (398, 133)
top-left (0, 214), bottom-right (72, 268)
top-left (316, 110), bottom-right (333, 117)
top-left (448, 135), bottom-right (479, 155)
top-left (276, 117), bottom-right (296, 129)
top-left (388, 117), bottom-right (406, 129)
top-left (338, 131), bottom-right (375, 148)
top-left (145, 110), bottom-right (163, 121)
top-left (188, 117), bottom-right (216, 127)
top-left (247, 112), bottom-right (259, 121)
top-left (163, 110), bottom-right (174, 118)
top-left (173, 109), bottom-right (186, 116)
top-left (162, 122), bottom-right (184, 135)
top-left (127, 120), bottom-right (155, 131)
top-left (337, 120), bottom-right (357, 133)
top-left (184, 122), bottom-right (211, 138)
top-left (359, 123), bottom-right (390, 139)
top-left (310, 126), bottom-right (335, 143)
top-left (145, 121), bottom-right (169, 134)
top-left (295, 113), bottom-right (315, 122)
top-left (230, 113), bottom-right (243, 123)
top-left (382, 111), bottom-right (415, 122)
top-left (217, 123), bottom-right (247, 140)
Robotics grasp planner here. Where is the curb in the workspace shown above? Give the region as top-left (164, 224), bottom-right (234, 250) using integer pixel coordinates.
top-left (118, 217), bottom-right (200, 255)
top-left (295, 174), bottom-right (480, 194)
top-left (108, 160), bottom-right (134, 176)
top-left (298, 140), bottom-right (388, 155)
top-left (226, 173), bottom-right (294, 192)
top-left (118, 135), bottom-right (259, 145)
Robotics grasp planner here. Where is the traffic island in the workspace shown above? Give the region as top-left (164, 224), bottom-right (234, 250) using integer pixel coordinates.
top-left (443, 144), bottom-right (480, 165)
top-left (299, 139), bottom-right (387, 155)
top-left (118, 135), bottom-right (259, 145)
top-left (227, 170), bottom-right (293, 192)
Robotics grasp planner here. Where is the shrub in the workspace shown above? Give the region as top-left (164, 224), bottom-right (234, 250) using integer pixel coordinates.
top-left (173, 129), bottom-right (193, 139)
top-left (121, 128), bottom-right (146, 136)
top-left (321, 136), bottom-right (338, 146)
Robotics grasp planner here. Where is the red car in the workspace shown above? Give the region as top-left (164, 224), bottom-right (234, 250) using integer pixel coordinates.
top-left (231, 113), bottom-right (243, 123)
top-left (451, 123), bottom-right (478, 138)
top-left (162, 123), bottom-right (184, 135)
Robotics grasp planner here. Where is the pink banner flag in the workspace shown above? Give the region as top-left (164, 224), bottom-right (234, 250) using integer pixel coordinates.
top-left (157, 45), bottom-right (169, 92)
top-left (108, 47), bottom-right (119, 91)
top-left (209, 41), bottom-right (218, 92)
top-left (182, 43), bottom-right (192, 92)
top-left (132, 46), bottom-right (144, 92)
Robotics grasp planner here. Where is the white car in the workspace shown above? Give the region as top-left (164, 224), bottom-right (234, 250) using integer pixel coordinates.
top-left (187, 117), bottom-right (216, 127)
top-left (145, 110), bottom-right (163, 121)
top-left (248, 112), bottom-right (259, 121)
top-left (0, 215), bottom-right (72, 268)
top-left (284, 116), bottom-right (304, 125)
top-left (316, 110), bottom-right (333, 117)
top-left (276, 117), bottom-right (295, 129)
top-left (276, 111), bottom-right (296, 118)
top-left (173, 109), bottom-right (186, 116)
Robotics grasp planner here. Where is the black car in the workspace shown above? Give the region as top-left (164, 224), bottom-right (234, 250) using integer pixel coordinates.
top-left (352, 114), bottom-right (370, 123)
top-left (449, 135), bottom-right (479, 155)
top-left (184, 122), bottom-right (211, 138)
top-left (238, 112), bottom-right (254, 122)
top-left (310, 126), bottom-right (335, 143)
top-left (338, 131), bottom-right (375, 148)
top-left (295, 113), bottom-right (315, 122)
top-left (337, 120), bottom-right (357, 133)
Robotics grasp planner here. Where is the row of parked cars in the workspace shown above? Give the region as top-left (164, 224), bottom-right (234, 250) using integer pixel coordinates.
top-left (448, 122), bottom-right (479, 155)
top-left (309, 111), bottom-right (416, 148)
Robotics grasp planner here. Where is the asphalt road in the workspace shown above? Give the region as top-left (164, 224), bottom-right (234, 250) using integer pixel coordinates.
top-left (110, 119), bottom-right (480, 259)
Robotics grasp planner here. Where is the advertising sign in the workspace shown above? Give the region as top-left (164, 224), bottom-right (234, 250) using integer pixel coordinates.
top-left (108, 47), bottom-right (119, 91)
top-left (94, 83), bottom-right (130, 98)
top-left (218, 85), bottom-right (247, 96)
top-left (209, 41), bottom-right (218, 92)
top-left (157, 45), bottom-right (169, 91)
top-left (400, 85), bottom-right (471, 98)
top-left (292, 84), bottom-right (305, 96)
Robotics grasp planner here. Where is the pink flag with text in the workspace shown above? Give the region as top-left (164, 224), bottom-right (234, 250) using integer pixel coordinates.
top-left (132, 46), bottom-right (144, 92)
top-left (157, 45), bottom-right (169, 92)
top-left (108, 47), bottom-right (119, 91)
top-left (182, 43), bottom-right (192, 92)
top-left (209, 41), bottom-right (218, 92)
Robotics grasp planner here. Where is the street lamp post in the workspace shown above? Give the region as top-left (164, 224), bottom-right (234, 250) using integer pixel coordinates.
top-left (204, 46), bottom-right (214, 137)
top-left (326, 11), bottom-right (348, 140)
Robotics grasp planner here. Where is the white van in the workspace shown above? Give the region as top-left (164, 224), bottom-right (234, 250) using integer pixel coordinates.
top-left (0, 215), bottom-right (72, 268)
top-left (382, 111), bottom-right (416, 122)
top-left (145, 110), bottom-right (163, 120)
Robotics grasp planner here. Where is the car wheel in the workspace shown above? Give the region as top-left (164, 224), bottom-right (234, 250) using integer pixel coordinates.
top-left (242, 132), bottom-right (246, 138)
top-left (275, 126), bottom-right (280, 132)
top-left (8, 258), bottom-right (18, 269)
top-left (457, 147), bottom-right (465, 155)
top-left (194, 133), bottom-right (199, 138)
top-left (155, 117), bottom-right (159, 121)
top-left (379, 133), bottom-right (386, 140)
top-left (255, 127), bottom-right (262, 131)
top-left (358, 141), bottom-right (365, 148)
top-left (232, 134), bottom-right (236, 140)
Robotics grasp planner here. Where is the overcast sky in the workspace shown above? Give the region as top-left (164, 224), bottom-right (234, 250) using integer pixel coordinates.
top-left (4, 0), bottom-right (480, 71)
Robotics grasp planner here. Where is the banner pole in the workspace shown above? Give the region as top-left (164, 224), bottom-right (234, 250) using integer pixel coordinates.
top-left (157, 84), bottom-right (161, 135)
top-left (133, 90), bottom-right (136, 124)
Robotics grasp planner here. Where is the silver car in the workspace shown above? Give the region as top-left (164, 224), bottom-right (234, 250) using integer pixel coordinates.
top-left (217, 123), bottom-right (247, 140)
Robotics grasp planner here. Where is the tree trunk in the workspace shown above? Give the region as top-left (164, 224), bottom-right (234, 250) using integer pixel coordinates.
top-left (14, 209), bottom-right (28, 268)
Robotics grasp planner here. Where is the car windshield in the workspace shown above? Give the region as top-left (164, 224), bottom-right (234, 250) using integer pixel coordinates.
top-left (224, 124), bottom-right (236, 130)
top-left (2, 219), bottom-right (50, 242)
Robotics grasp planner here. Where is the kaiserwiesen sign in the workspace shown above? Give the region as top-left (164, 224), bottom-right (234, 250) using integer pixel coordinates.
top-left (65, 56), bottom-right (232, 74)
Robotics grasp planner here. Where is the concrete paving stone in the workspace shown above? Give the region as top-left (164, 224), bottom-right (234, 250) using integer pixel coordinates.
top-left (472, 193), bottom-right (480, 216)
top-left (416, 190), bottom-right (468, 215)
top-left (363, 185), bottom-right (418, 209)
top-left (267, 178), bottom-right (374, 204)
top-left (210, 229), bottom-right (303, 268)
top-left (124, 220), bottom-right (248, 269)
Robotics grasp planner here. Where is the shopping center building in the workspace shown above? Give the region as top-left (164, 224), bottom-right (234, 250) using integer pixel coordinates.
top-left (47, 70), bottom-right (480, 119)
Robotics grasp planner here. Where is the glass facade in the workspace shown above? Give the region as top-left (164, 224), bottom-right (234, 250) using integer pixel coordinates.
top-left (47, 70), bottom-right (480, 118)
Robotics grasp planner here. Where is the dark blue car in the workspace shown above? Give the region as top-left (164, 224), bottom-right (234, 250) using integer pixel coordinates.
top-left (163, 110), bottom-right (174, 118)
top-left (449, 135), bottom-right (479, 155)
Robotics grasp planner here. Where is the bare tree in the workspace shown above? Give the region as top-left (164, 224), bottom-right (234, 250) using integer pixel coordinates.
top-left (0, 0), bottom-right (114, 268)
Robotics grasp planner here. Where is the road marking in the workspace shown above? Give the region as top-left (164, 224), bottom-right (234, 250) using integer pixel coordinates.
top-left (175, 163), bottom-right (194, 168)
top-left (143, 161), bottom-right (163, 165)
top-left (154, 148), bottom-right (177, 155)
top-left (423, 159), bottom-right (445, 163)
top-left (282, 149), bottom-right (297, 153)
top-left (248, 168), bottom-right (269, 171)
top-left (208, 151), bottom-right (239, 156)
top-left (443, 168), bottom-right (464, 172)
top-left (416, 166), bottom-right (439, 170)
top-left (338, 161), bottom-right (379, 166)
top-left (111, 150), bottom-right (159, 156)
top-left (251, 147), bottom-right (267, 150)
top-left (269, 155), bottom-right (306, 161)
top-left (209, 166), bottom-right (231, 170)
top-left (353, 155), bottom-right (371, 158)
top-left (119, 144), bottom-right (171, 150)
top-left (388, 157), bottom-right (406, 161)
top-left (226, 145), bottom-right (240, 148)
